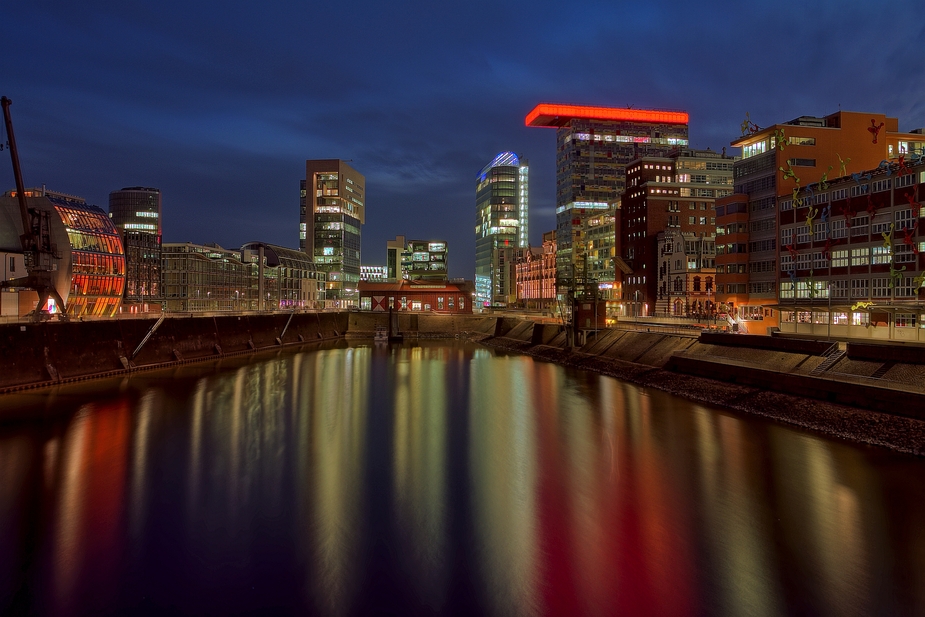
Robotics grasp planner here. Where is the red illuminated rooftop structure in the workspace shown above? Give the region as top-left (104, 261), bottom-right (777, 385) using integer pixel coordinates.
top-left (525, 103), bottom-right (689, 128)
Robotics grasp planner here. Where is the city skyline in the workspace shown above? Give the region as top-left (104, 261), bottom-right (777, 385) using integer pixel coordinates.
top-left (3, 0), bottom-right (924, 279)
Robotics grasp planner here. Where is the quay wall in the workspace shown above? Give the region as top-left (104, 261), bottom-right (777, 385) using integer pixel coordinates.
top-left (0, 312), bottom-right (348, 392)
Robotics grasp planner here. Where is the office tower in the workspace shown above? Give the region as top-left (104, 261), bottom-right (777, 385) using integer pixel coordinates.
top-left (525, 103), bottom-right (689, 297)
top-left (715, 110), bottom-right (924, 328)
top-left (108, 187), bottom-right (162, 306)
top-left (301, 160), bottom-right (365, 307)
top-left (475, 151), bottom-right (529, 307)
top-left (622, 148), bottom-right (734, 315)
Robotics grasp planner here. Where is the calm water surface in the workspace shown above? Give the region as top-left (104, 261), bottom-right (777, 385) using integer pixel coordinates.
top-left (1, 341), bottom-right (924, 616)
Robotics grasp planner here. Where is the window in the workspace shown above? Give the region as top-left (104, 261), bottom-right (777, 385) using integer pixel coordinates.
top-left (831, 188), bottom-right (848, 201)
top-left (688, 216), bottom-right (695, 225)
top-left (851, 248), bottom-right (870, 266)
top-left (832, 280), bottom-right (848, 298)
top-left (780, 199), bottom-right (793, 211)
top-left (789, 158), bottom-right (816, 167)
top-left (459, 296), bottom-right (465, 309)
top-left (895, 277), bottom-right (916, 298)
top-left (813, 252), bottom-right (826, 269)
top-left (790, 137), bottom-right (816, 146)
top-left (437, 296), bottom-right (444, 310)
top-left (851, 215), bottom-right (869, 237)
top-left (852, 312), bottom-right (870, 326)
top-left (851, 278), bottom-right (868, 298)
top-left (831, 219), bottom-right (846, 239)
top-left (872, 278), bottom-right (890, 298)
top-left (895, 313), bottom-right (916, 327)
top-left (699, 217), bottom-right (707, 225)
top-left (831, 249), bottom-right (848, 268)
top-left (781, 227), bottom-right (793, 245)
top-left (833, 311), bottom-right (849, 324)
top-left (895, 243), bottom-right (915, 263)
top-left (814, 222), bottom-right (826, 242)
top-left (895, 209), bottom-right (914, 230)
top-left (850, 185), bottom-right (869, 197)
top-left (871, 246), bottom-right (891, 265)
top-left (781, 254), bottom-right (793, 271)
top-left (871, 179), bottom-right (892, 192)
top-left (796, 225), bottom-right (811, 244)
top-left (797, 253), bottom-right (811, 270)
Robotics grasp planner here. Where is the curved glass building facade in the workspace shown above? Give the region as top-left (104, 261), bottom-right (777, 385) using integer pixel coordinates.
top-left (1, 190), bottom-right (125, 317)
top-left (50, 196), bottom-right (126, 316)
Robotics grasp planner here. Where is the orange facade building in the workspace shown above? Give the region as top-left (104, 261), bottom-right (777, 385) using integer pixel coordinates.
top-left (715, 111), bottom-right (925, 331)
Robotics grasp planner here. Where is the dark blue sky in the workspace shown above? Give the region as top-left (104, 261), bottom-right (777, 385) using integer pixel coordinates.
top-left (4, 0), bottom-right (924, 278)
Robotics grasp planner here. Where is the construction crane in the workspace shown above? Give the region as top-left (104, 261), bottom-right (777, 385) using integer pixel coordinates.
top-left (1, 96), bottom-right (67, 321)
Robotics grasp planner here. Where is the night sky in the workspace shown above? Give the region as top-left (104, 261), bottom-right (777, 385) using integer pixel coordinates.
top-left (4, 0), bottom-right (924, 278)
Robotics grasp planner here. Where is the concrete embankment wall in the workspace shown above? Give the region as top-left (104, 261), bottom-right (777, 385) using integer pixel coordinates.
top-left (0, 312), bottom-right (348, 391)
top-left (484, 322), bottom-right (925, 421)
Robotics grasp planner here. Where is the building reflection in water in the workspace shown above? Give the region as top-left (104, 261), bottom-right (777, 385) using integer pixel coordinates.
top-left (1, 341), bottom-right (925, 616)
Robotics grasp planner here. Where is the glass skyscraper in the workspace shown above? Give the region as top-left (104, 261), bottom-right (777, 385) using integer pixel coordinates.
top-left (475, 151), bottom-right (529, 308)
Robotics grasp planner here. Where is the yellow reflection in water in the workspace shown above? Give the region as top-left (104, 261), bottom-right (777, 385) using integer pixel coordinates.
top-left (469, 353), bottom-right (539, 617)
top-left (301, 347), bottom-right (370, 616)
top-left (392, 345), bottom-right (448, 607)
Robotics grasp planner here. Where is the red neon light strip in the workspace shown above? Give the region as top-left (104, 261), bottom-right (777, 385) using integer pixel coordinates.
top-left (525, 103), bottom-right (689, 127)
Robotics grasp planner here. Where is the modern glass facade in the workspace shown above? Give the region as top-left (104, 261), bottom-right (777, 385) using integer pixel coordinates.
top-left (303, 160), bottom-right (365, 307)
top-left (108, 187), bottom-right (162, 304)
top-left (49, 196), bottom-right (126, 316)
top-left (475, 152), bottom-right (528, 307)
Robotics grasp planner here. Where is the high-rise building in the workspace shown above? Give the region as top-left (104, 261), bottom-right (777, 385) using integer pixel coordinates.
top-left (475, 151), bottom-right (529, 307)
top-left (301, 160), bottom-right (365, 307)
top-left (716, 110), bottom-right (925, 328)
top-left (526, 103), bottom-right (689, 298)
top-left (108, 187), bottom-right (162, 307)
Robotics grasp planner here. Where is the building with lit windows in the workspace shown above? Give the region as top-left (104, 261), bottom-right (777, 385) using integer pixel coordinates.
top-left (0, 189), bottom-right (125, 317)
top-left (401, 240), bottom-right (448, 282)
top-left (162, 242), bottom-right (325, 312)
top-left (656, 230), bottom-right (717, 318)
top-left (162, 243), bottom-right (250, 312)
top-left (622, 148), bottom-right (733, 315)
top-left (359, 279), bottom-right (474, 314)
top-left (475, 152), bottom-right (529, 307)
top-left (525, 103), bottom-right (689, 298)
top-left (241, 242), bottom-right (326, 310)
top-left (301, 159), bottom-right (365, 307)
top-left (716, 110), bottom-right (925, 330)
top-left (360, 265), bottom-right (387, 282)
top-left (108, 186), bottom-right (162, 309)
top-left (775, 156), bottom-right (925, 341)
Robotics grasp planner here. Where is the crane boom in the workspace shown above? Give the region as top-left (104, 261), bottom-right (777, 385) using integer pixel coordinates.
top-left (1, 95), bottom-right (67, 320)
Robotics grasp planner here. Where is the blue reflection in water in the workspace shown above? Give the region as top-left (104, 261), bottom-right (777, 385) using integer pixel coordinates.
top-left (0, 341), bottom-right (924, 616)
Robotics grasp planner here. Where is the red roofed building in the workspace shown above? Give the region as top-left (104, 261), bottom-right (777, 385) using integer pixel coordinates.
top-left (358, 280), bottom-right (474, 314)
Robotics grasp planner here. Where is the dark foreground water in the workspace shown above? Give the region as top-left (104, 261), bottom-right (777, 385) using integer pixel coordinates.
top-left (1, 341), bottom-right (925, 617)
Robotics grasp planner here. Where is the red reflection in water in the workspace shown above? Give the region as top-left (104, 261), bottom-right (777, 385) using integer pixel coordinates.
top-left (50, 400), bottom-right (131, 615)
top-left (534, 379), bottom-right (698, 616)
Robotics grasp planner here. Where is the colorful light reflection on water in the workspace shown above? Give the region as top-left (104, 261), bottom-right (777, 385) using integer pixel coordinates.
top-left (1, 341), bottom-right (925, 616)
